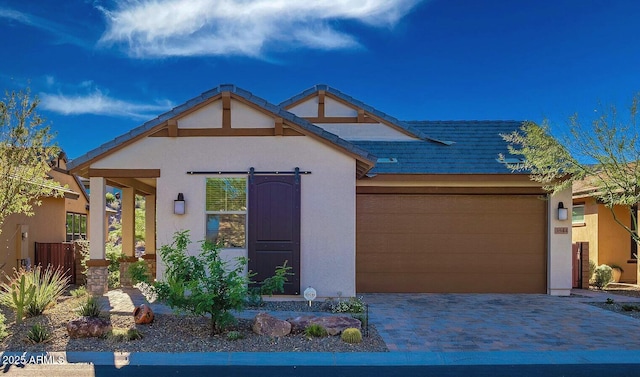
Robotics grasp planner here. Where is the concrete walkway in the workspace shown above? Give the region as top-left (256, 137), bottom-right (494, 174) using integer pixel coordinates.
top-left (100, 287), bottom-right (640, 354)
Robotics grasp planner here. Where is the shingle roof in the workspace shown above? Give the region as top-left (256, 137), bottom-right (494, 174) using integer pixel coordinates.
top-left (280, 84), bottom-right (454, 146)
top-left (352, 121), bottom-right (526, 174)
top-left (67, 84), bottom-right (376, 173)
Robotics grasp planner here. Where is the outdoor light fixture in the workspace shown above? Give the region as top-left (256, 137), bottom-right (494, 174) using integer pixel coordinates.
top-left (557, 202), bottom-right (568, 221)
top-left (21, 232), bottom-right (28, 240)
top-left (174, 193), bottom-right (185, 215)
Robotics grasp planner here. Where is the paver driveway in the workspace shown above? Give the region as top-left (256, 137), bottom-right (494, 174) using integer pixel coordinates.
top-left (363, 291), bottom-right (640, 352)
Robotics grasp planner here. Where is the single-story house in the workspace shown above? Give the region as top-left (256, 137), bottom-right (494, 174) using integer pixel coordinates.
top-left (573, 179), bottom-right (638, 284)
top-left (0, 152), bottom-right (89, 277)
top-left (67, 84), bottom-right (572, 296)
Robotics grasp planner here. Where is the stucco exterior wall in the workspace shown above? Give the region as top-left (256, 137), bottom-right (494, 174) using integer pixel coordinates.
top-left (598, 204), bottom-right (635, 282)
top-left (91, 135), bottom-right (357, 298)
top-left (572, 198), bottom-right (599, 263)
top-left (548, 189), bottom-right (573, 296)
top-left (0, 197), bottom-right (66, 275)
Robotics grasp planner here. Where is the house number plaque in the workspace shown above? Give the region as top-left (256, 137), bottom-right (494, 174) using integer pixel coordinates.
top-left (554, 227), bottom-right (568, 234)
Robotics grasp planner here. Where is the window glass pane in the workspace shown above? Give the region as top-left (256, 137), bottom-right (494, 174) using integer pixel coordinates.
top-left (572, 205), bottom-right (585, 224)
top-left (80, 215), bottom-right (87, 235)
top-left (206, 178), bottom-right (246, 211)
top-left (206, 214), bottom-right (246, 248)
top-left (73, 214), bottom-right (81, 233)
top-left (66, 213), bottom-right (73, 232)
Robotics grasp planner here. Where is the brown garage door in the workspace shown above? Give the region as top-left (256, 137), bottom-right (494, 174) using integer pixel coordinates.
top-left (356, 194), bottom-right (547, 293)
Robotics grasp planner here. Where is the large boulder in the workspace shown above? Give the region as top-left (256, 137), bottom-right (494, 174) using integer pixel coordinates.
top-left (252, 312), bottom-right (291, 337)
top-left (287, 315), bottom-right (362, 336)
top-left (67, 317), bottom-right (112, 338)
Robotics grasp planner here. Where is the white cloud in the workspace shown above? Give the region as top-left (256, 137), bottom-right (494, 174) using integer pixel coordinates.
top-left (40, 89), bottom-right (173, 120)
top-left (98, 0), bottom-right (423, 58)
top-left (0, 7), bottom-right (89, 47)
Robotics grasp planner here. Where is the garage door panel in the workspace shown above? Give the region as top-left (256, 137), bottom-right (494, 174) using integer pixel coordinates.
top-left (356, 272), bottom-right (545, 293)
top-left (356, 194), bottom-right (547, 293)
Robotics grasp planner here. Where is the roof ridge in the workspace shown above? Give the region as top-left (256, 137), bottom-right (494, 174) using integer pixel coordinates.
top-left (68, 84), bottom-right (376, 173)
top-left (279, 85), bottom-right (455, 146)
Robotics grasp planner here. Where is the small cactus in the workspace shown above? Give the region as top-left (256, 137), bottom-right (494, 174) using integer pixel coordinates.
top-left (11, 274), bottom-right (35, 324)
top-left (341, 327), bottom-right (362, 344)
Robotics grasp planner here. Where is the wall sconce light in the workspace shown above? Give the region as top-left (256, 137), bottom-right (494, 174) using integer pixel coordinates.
top-left (21, 232), bottom-right (28, 240)
top-left (558, 202), bottom-right (568, 221)
top-left (174, 193), bottom-right (185, 215)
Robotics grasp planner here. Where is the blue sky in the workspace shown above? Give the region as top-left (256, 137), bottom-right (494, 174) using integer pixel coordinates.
top-left (1, 0), bottom-right (639, 159)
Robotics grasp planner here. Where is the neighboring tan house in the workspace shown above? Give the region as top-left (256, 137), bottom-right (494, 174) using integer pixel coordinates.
top-left (67, 84), bottom-right (572, 297)
top-left (0, 152), bottom-right (89, 277)
top-left (573, 179), bottom-right (638, 284)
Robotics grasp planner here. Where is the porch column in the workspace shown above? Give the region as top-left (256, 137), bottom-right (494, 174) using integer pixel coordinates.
top-left (119, 187), bottom-right (137, 286)
top-left (88, 177), bottom-right (109, 295)
top-left (142, 194), bottom-right (157, 280)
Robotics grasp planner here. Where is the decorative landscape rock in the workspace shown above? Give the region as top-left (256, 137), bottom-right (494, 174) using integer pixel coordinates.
top-left (133, 304), bottom-right (154, 325)
top-left (287, 315), bottom-right (362, 336)
top-left (67, 317), bottom-right (112, 338)
top-left (252, 312), bottom-right (291, 337)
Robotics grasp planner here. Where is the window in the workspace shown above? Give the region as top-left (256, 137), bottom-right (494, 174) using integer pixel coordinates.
top-left (572, 204), bottom-right (585, 225)
top-left (66, 212), bottom-right (87, 242)
top-left (205, 178), bottom-right (247, 248)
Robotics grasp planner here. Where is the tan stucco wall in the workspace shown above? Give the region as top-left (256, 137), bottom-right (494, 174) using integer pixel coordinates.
top-left (91, 135), bottom-right (357, 298)
top-left (573, 198), bottom-right (636, 283)
top-left (0, 197), bottom-right (66, 276)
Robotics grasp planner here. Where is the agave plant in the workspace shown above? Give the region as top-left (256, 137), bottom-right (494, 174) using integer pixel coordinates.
top-left (0, 265), bottom-right (70, 317)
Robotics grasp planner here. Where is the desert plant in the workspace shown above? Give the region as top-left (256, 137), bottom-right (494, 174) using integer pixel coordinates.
top-left (24, 265), bottom-right (70, 317)
top-left (0, 312), bottom-right (7, 339)
top-left (622, 304), bottom-right (640, 312)
top-left (331, 297), bottom-right (365, 314)
top-left (589, 259), bottom-right (597, 283)
top-left (107, 327), bottom-right (142, 342)
top-left (70, 286), bottom-right (88, 298)
top-left (76, 296), bottom-right (103, 318)
top-left (106, 244), bottom-right (125, 288)
top-left (304, 323), bottom-right (328, 338)
top-left (75, 239), bottom-right (91, 276)
top-left (605, 297), bottom-right (615, 305)
top-left (341, 328), bottom-right (362, 344)
top-left (128, 259), bottom-right (151, 285)
top-left (226, 330), bottom-right (244, 341)
top-left (26, 323), bottom-right (51, 344)
top-left (260, 261), bottom-right (293, 296)
top-left (0, 272), bottom-right (35, 324)
top-left (155, 230), bottom-right (250, 334)
top-left (593, 264), bottom-right (613, 290)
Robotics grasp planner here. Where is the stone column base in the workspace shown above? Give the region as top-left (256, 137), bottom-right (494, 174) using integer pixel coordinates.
top-left (86, 260), bottom-right (110, 295)
top-left (142, 254), bottom-right (157, 281)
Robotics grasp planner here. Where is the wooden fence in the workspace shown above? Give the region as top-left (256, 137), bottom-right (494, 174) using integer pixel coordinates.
top-left (34, 242), bottom-right (76, 284)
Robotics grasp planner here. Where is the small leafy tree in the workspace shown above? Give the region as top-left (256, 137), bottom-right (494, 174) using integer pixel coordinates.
top-left (155, 230), bottom-right (250, 334)
top-left (0, 88), bottom-right (61, 232)
top-left (502, 93), bottom-right (640, 245)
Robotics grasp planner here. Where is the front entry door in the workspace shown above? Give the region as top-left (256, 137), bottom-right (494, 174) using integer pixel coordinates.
top-left (248, 175), bottom-right (301, 295)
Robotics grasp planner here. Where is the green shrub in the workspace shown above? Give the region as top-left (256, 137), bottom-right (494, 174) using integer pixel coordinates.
top-left (304, 323), bottom-right (328, 338)
top-left (341, 328), bottom-right (362, 344)
top-left (260, 261), bottom-right (293, 296)
top-left (351, 313), bottom-right (368, 328)
top-left (26, 323), bottom-right (51, 344)
top-left (70, 286), bottom-right (88, 298)
top-left (331, 297), bottom-right (365, 314)
top-left (107, 327), bottom-right (142, 342)
top-left (226, 330), bottom-right (244, 341)
top-left (0, 312), bottom-right (8, 339)
top-left (106, 244), bottom-right (125, 288)
top-left (605, 298), bottom-right (615, 305)
top-left (76, 296), bottom-right (103, 318)
top-left (155, 230), bottom-right (250, 334)
top-left (128, 260), bottom-right (151, 285)
top-left (593, 265), bottom-right (613, 290)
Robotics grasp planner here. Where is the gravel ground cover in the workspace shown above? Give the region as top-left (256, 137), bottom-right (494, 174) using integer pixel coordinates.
top-left (587, 286), bottom-right (640, 320)
top-left (0, 294), bottom-right (387, 353)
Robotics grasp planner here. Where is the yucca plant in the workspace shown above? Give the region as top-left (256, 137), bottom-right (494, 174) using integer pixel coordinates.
top-left (24, 265), bottom-right (70, 317)
top-left (76, 296), bottom-right (103, 318)
top-left (26, 323), bottom-right (52, 344)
